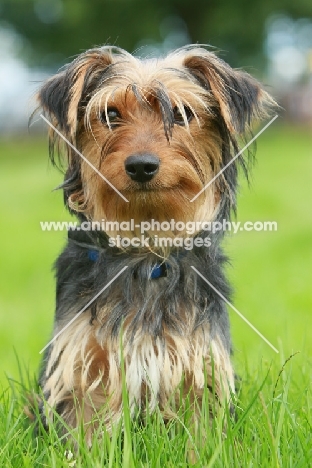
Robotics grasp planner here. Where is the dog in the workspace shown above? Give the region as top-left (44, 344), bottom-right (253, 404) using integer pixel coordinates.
top-left (37, 45), bottom-right (275, 441)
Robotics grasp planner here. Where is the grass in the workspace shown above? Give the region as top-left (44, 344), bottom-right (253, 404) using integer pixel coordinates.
top-left (1, 353), bottom-right (311, 467)
top-left (0, 123), bottom-right (311, 466)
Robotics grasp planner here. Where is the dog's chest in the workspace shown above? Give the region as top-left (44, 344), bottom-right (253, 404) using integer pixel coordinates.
top-left (93, 322), bottom-right (213, 412)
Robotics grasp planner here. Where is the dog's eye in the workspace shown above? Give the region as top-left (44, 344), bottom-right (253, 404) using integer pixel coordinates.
top-left (173, 106), bottom-right (193, 126)
top-left (101, 107), bottom-right (121, 126)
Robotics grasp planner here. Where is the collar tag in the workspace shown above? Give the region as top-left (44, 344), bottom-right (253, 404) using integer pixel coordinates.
top-left (150, 263), bottom-right (167, 279)
top-left (88, 249), bottom-right (100, 262)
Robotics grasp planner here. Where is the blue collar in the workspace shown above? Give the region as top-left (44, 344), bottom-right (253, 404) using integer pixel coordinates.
top-left (88, 248), bottom-right (168, 279)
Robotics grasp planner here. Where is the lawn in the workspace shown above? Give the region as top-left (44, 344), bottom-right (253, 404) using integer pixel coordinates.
top-left (0, 122), bottom-right (311, 466)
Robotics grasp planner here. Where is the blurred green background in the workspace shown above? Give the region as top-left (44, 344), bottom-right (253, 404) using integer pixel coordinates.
top-left (0, 0), bottom-right (311, 383)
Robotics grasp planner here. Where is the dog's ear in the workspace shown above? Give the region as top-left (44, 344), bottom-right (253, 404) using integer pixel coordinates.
top-left (38, 49), bottom-right (113, 141)
top-left (184, 50), bottom-right (276, 134)
top-left (37, 48), bottom-right (114, 213)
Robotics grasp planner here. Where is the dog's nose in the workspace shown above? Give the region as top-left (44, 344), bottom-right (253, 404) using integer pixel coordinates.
top-left (124, 154), bottom-right (160, 183)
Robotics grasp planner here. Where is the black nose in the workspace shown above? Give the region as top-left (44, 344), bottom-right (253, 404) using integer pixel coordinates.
top-left (124, 154), bottom-right (160, 183)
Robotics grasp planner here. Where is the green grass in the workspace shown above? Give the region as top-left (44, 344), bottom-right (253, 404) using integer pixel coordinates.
top-left (1, 354), bottom-right (311, 467)
top-left (0, 123), bottom-right (311, 466)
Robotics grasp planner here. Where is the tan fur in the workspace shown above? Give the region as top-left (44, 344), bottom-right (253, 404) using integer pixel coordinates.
top-left (48, 49), bottom-right (225, 244)
top-left (42, 310), bottom-right (234, 441)
top-left (78, 83), bottom-right (221, 243)
top-left (39, 46), bottom-right (274, 247)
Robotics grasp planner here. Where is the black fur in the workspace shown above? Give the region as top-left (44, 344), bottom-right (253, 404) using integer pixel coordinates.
top-left (53, 229), bottom-right (231, 347)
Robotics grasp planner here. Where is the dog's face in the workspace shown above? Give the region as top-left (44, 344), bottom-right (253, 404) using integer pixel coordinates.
top-left (39, 46), bottom-right (274, 239)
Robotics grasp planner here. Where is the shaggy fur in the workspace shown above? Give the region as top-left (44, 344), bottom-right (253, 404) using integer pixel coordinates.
top-left (37, 45), bottom-right (275, 440)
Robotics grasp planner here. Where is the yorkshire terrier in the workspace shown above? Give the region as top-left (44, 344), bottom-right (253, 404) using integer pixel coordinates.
top-left (37, 45), bottom-right (275, 440)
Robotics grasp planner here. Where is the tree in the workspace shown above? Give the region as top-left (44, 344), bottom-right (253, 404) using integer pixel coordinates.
top-left (1, 0), bottom-right (311, 70)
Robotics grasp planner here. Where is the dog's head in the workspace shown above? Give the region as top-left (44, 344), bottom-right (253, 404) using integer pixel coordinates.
top-left (38, 45), bottom-right (276, 240)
